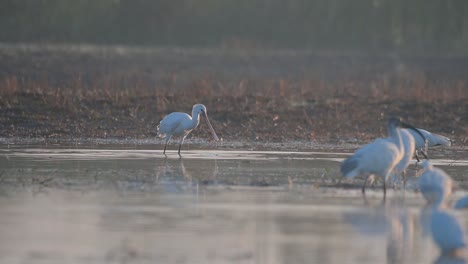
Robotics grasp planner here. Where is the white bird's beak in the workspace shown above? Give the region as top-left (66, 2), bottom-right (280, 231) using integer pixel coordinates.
top-left (203, 113), bottom-right (220, 141)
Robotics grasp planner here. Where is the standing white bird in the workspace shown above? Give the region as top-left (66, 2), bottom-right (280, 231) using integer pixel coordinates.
top-left (418, 161), bottom-right (453, 205)
top-left (157, 104), bottom-right (219, 155)
top-left (418, 161), bottom-right (466, 257)
top-left (341, 117), bottom-right (426, 198)
top-left (401, 128), bottom-right (452, 162)
top-left (430, 208), bottom-right (466, 258)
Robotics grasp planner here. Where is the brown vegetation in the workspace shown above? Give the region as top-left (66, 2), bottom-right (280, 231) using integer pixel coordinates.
top-left (0, 45), bottom-right (467, 145)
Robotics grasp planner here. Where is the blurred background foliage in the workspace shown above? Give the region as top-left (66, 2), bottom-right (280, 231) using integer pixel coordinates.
top-left (0, 0), bottom-right (467, 55)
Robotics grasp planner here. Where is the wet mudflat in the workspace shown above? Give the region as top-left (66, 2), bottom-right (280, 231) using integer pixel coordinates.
top-left (0, 145), bottom-right (467, 264)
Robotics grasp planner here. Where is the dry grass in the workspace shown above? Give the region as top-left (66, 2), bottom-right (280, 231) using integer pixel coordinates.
top-left (0, 45), bottom-right (467, 145)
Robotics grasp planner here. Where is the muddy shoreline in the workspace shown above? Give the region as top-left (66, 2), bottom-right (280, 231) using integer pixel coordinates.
top-left (0, 45), bottom-right (466, 146)
top-left (1, 94), bottom-right (465, 146)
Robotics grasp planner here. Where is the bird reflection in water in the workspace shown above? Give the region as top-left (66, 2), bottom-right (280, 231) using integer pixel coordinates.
top-left (342, 196), bottom-right (414, 264)
top-left (155, 157), bottom-right (218, 194)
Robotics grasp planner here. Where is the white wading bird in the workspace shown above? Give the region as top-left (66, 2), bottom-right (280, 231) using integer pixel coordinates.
top-left (430, 208), bottom-right (466, 258)
top-left (401, 128), bottom-right (452, 162)
top-left (157, 104), bottom-right (219, 155)
top-left (418, 161), bottom-right (466, 258)
top-left (340, 117), bottom-right (426, 198)
top-left (418, 161), bottom-right (453, 205)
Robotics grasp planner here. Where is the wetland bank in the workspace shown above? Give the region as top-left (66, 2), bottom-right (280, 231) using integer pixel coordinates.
top-left (0, 44), bottom-right (467, 145)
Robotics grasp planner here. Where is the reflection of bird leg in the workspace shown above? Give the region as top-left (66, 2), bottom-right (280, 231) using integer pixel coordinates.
top-left (178, 159), bottom-right (191, 183)
top-left (213, 159), bottom-right (218, 181)
top-left (380, 195), bottom-right (387, 207)
top-left (154, 162), bottom-right (160, 183)
top-left (389, 173), bottom-right (398, 191)
top-left (402, 171), bottom-right (407, 190)
top-left (361, 191), bottom-right (387, 208)
top-left (155, 156), bottom-right (170, 182)
top-left (163, 136), bottom-right (171, 155)
top-left (362, 192), bottom-right (370, 206)
top-left (383, 180), bottom-right (387, 201)
top-left (163, 157), bottom-right (171, 178)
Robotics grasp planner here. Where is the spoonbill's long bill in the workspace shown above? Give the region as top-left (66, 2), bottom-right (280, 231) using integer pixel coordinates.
top-left (157, 104), bottom-right (219, 155)
top-left (401, 128), bottom-right (452, 162)
top-left (340, 117), bottom-right (426, 198)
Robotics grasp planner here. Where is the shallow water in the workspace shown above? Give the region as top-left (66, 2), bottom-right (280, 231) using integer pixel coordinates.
top-left (0, 146), bottom-right (467, 264)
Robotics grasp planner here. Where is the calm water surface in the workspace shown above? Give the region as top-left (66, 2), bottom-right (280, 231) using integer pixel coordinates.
top-left (0, 146), bottom-right (467, 264)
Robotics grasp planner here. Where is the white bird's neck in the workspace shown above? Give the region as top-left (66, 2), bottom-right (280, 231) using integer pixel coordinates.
top-left (388, 125), bottom-right (404, 152)
top-left (191, 109), bottom-right (201, 128)
top-left (432, 197), bottom-right (447, 210)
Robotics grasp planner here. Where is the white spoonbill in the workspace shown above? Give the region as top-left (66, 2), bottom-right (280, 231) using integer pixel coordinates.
top-left (341, 117), bottom-right (426, 198)
top-left (402, 128), bottom-right (452, 162)
top-left (430, 207), bottom-right (466, 258)
top-left (418, 162), bottom-right (466, 258)
top-left (157, 104), bottom-right (219, 155)
top-left (418, 161), bottom-right (453, 205)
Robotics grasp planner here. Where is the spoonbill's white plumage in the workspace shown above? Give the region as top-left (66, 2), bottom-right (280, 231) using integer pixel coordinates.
top-left (454, 197), bottom-right (468, 210)
top-left (418, 161), bottom-right (453, 205)
top-left (430, 208), bottom-right (466, 257)
top-left (418, 161), bottom-right (466, 257)
top-left (157, 104), bottom-right (219, 155)
top-left (402, 128), bottom-right (452, 161)
top-left (341, 117), bottom-right (425, 198)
